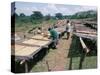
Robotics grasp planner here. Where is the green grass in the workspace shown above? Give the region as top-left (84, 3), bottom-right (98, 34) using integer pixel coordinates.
top-left (30, 49), bottom-right (57, 72)
top-left (31, 61), bottom-right (48, 72)
top-left (82, 56), bottom-right (97, 69)
top-left (67, 35), bottom-right (97, 70)
top-left (15, 19), bottom-right (56, 32)
top-left (31, 35), bottom-right (97, 72)
top-left (69, 56), bottom-right (97, 70)
top-left (15, 22), bottom-right (33, 32)
top-left (47, 19), bottom-right (56, 24)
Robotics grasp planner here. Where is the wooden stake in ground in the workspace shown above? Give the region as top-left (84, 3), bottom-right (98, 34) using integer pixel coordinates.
top-left (25, 61), bottom-right (28, 73)
top-left (46, 60), bottom-right (51, 71)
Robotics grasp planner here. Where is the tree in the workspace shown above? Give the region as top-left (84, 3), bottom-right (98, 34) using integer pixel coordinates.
top-left (30, 11), bottom-right (44, 24)
top-left (19, 13), bottom-right (25, 17)
top-left (70, 10), bottom-right (97, 19)
top-left (45, 14), bottom-right (51, 20)
top-left (63, 15), bottom-right (72, 19)
top-left (55, 13), bottom-right (63, 19)
top-left (31, 11), bottom-right (43, 20)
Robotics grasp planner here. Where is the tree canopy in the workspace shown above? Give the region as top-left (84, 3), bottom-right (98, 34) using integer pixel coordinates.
top-left (55, 13), bottom-right (63, 19)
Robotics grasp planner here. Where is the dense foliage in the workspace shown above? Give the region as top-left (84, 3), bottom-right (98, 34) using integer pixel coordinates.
top-left (14, 10), bottom-right (97, 27)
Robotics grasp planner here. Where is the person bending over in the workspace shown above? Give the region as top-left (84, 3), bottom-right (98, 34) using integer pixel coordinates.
top-left (48, 28), bottom-right (59, 49)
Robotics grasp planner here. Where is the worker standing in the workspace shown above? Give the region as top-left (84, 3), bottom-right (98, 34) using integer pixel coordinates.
top-left (66, 20), bottom-right (73, 40)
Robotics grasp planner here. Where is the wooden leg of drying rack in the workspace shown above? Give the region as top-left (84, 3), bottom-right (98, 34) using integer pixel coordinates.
top-left (25, 61), bottom-right (28, 73)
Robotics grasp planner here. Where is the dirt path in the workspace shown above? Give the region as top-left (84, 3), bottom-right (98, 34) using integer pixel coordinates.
top-left (30, 34), bottom-right (72, 72)
top-left (30, 20), bottom-right (73, 72)
top-left (45, 35), bottom-right (72, 71)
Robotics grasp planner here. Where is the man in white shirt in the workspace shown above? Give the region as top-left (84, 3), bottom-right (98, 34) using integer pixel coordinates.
top-left (66, 20), bottom-right (73, 40)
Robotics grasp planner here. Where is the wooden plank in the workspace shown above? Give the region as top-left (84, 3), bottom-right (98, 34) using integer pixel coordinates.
top-left (55, 26), bottom-right (66, 36)
top-left (23, 39), bottom-right (51, 47)
top-left (23, 39), bottom-right (38, 45)
top-left (11, 44), bottom-right (25, 55)
top-left (75, 24), bottom-right (96, 32)
top-left (76, 30), bottom-right (97, 35)
top-left (15, 45), bottom-right (25, 51)
top-left (84, 21), bottom-right (97, 25)
top-left (15, 46), bottom-right (40, 57)
top-left (16, 42), bottom-right (41, 47)
top-left (74, 32), bottom-right (97, 40)
top-left (55, 27), bottom-right (65, 33)
top-left (31, 35), bottom-right (50, 41)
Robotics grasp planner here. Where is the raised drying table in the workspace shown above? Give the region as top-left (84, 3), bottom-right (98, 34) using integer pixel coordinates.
top-left (11, 35), bottom-right (52, 72)
top-left (74, 24), bottom-right (97, 40)
top-left (54, 26), bottom-right (66, 38)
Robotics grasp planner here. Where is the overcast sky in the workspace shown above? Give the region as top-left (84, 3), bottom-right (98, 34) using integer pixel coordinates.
top-left (14, 2), bottom-right (97, 16)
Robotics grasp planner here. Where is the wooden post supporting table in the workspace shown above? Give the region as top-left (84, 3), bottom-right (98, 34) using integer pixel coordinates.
top-left (25, 60), bottom-right (28, 73)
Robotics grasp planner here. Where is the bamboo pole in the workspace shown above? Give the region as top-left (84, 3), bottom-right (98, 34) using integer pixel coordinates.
top-left (79, 37), bottom-right (90, 53)
top-left (46, 60), bottom-right (51, 71)
top-left (20, 60), bottom-right (25, 65)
